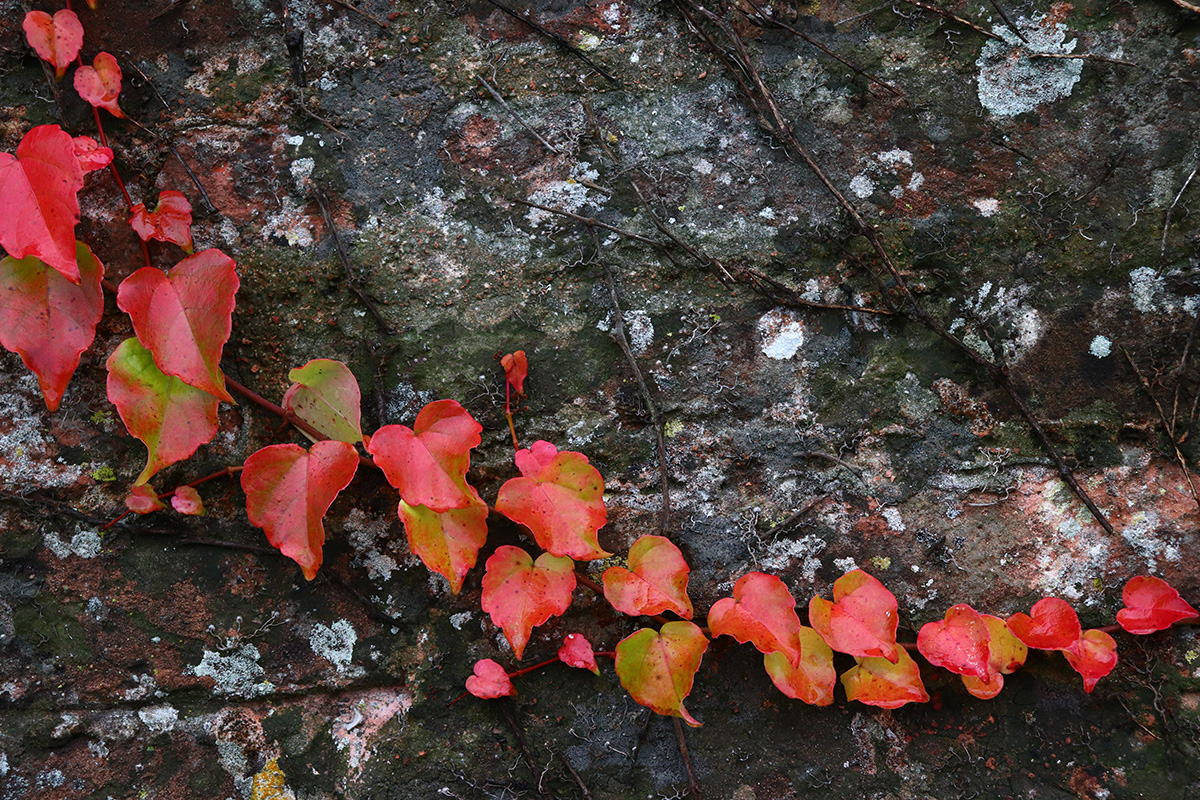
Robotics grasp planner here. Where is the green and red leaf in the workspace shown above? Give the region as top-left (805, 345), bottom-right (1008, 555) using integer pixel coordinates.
top-left (841, 648), bottom-right (929, 709)
top-left (707, 571), bottom-right (803, 665)
top-left (558, 633), bottom-right (600, 675)
top-left (809, 569), bottom-right (900, 662)
top-left (762, 626), bottom-right (836, 706)
top-left (1063, 629), bottom-right (1118, 693)
top-left (23, 10), bottom-right (84, 80)
top-left (615, 621), bottom-right (708, 726)
top-left (130, 190), bottom-right (194, 252)
top-left (466, 658), bottom-right (516, 699)
top-left (602, 534), bottom-right (693, 619)
top-left (106, 337), bottom-right (220, 485)
top-left (241, 440), bottom-right (359, 580)
top-left (917, 604), bottom-right (991, 681)
top-left (1007, 597), bottom-right (1080, 651)
top-left (282, 359), bottom-right (363, 444)
top-left (368, 399), bottom-right (483, 512)
top-left (0, 125), bottom-right (85, 282)
top-left (495, 440), bottom-right (610, 561)
top-left (961, 614), bottom-right (1028, 700)
top-left (125, 484), bottom-right (165, 514)
top-left (0, 243), bottom-right (103, 411)
top-left (1117, 576), bottom-right (1199, 635)
top-left (481, 545), bottom-right (575, 660)
top-left (74, 52), bottom-right (125, 118)
top-left (399, 491), bottom-right (489, 594)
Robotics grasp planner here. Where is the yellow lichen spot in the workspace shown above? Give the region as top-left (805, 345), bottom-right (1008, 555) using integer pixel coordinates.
top-left (91, 466), bottom-right (117, 482)
top-left (1185, 649), bottom-right (1199, 664)
top-left (664, 419), bottom-right (684, 438)
top-left (870, 556), bottom-right (892, 571)
top-left (251, 759), bottom-right (295, 800)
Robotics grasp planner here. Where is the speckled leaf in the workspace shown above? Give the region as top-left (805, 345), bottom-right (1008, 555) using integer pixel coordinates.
top-left (841, 649), bottom-right (929, 709)
top-left (130, 190), bottom-right (194, 252)
top-left (399, 490), bottom-right (488, 594)
top-left (809, 569), bottom-right (900, 662)
top-left (72, 136), bottom-right (113, 173)
top-left (23, 10), bottom-right (83, 79)
top-left (282, 358), bottom-right (363, 444)
top-left (708, 572), bottom-right (802, 665)
top-left (481, 545), bottom-right (575, 660)
top-left (603, 534), bottom-right (693, 619)
top-left (615, 621), bottom-right (708, 726)
top-left (368, 399), bottom-right (482, 512)
top-left (171, 486), bottom-right (205, 516)
top-left (763, 626), bottom-right (836, 706)
top-left (74, 52), bottom-right (125, 117)
top-left (1117, 576), bottom-right (1199, 635)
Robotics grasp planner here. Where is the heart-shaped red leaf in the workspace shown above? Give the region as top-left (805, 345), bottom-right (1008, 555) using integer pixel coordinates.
top-left (368, 399), bottom-right (483, 512)
top-left (602, 534), bottom-right (693, 619)
top-left (130, 190), bottom-right (194, 252)
top-left (809, 569), bottom-right (900, 662)
top-left (707, 572), bottom-right (803, 665)
top-left (170, 486), bottom-right (205, 516)
top-left (117, 248), bottom-right (238, 403)
top-left (125, 484), bottom-right (165, 514)
top-left (961, 614), bottom-right (1028, 700)
top-left (399, 491), bottom-right (489, 594)
top-left (615, 621), bottom-right (708, 726)
top-left (466, 658), bottom-right (516, 699)
top-left (0, 125), bottom-right (84, 283)
top-left (481, 545), bottom-right (575, 660)
top-left (0, 243), bottom-right (103, 411)
top-left (841, 648), bottom-right (929, 709)
top-left (502, 350), bottom-right (528, 395)
top-left (1063, 629), bottom-right (1118, 693)
top-left (495, 440), bottom-right (610, 560)
top-left (917, 604), bottom-right (992, 681)
top-left (72, 136), bottom-right (113, 174)
top-left (106, 337), bottom-right (220, 485)
top-left (283, 359), bottom-right (363, 444)
top-left (1116, 576), bottom-right (1199, 635)
top-left (762, 626), bottom-right (836, 706)
top-left (558, 633), bottom-right (600, 675)
top-left (1007, 597), bottom-right (1080, 651)
top-left (23, 10), bottom-right (83, 80)
top-left (74, 52), bottom-right (125, 118)
top-left (241, 440), bottom-right (359, 580)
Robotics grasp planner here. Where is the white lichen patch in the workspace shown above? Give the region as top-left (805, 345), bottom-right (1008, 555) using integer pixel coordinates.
top-left (972, 198), bottom-right (1000, 217)
top-left (311, 620), bottom-right (358, 673)
top-left (0, 370), bottom-right (90, 487)
top-left (44, 528), bottom-right (103, 559)
top-left (191, 645), bottom-right (274, 698)
top-left (756, 535), bottom-right (826, 584)
top-left (882, 507), bottom-right (906, 532)
top-left (624, 310), bottom-right (654, 354)
top-left (1089, 335), bottom-right (1112, 358)
top-left (137, 704), bottom-right (179, 735)
top-left (1125, 266), bottom-right (1199, 315)
top-left (976, 17), bottom-right (1083, 117)
top-left (344, 508), bottom-right (399, 581)
top-left (262, 195), bottom-right (315, 247)
top-left (877, 149), bottom-right (912, 167)
top-left (331, 688), bottom-right (413, 779)
top-left (758, 308), bottom-right (806, 359)
top-left (849, 174), bottom-right (875, 199)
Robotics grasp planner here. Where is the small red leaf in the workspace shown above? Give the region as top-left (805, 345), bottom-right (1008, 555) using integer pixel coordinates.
top-left (399, 492), bottom-right (489, 594)
top-left (962, 614), bottom-right (1028, 700)
top-left (1063, 629), bottom-right (1118, 693)
top-left (130, 190), bottom-right (194, 252)
top-left (917, 604), bottom-right (992, 681)
top-left (707, 572), bottom-right (803, 666)
top-left (73, 136), bottom-right (113, 174)
top-left (282, 359), bottom-right (363, 444)
top-left (763, 626), bottom-right (836, 706)
top-left (106, 337), bottom-right (220, 485)
top-left (74, 52), bottom-right (125, 118)
top-left (241, 440), bottom-right (359, 580)
top-left (602, 534), bottom-right (693, 619)
top-left (808, 569), bottom-right (900, 662)
top-left (1117, 576), bottom-right (1200, 635)
top-left (481, 546), bottom-right (576, 660)
top-left (368, 400), bottom-right (483, 512)
top-left (615, 621), bottom-right (708, 726)
top-left (170, 486), bottom-right (205, 516)
top-left (466, 658), bottom-right (516, 699)
top-left (0, 243), bottom-right (103, 411)
top-left (841, 649), bottom-right (929, 709)
top-left (502, 350), bottom-right (528, 395)
top-left (495, 440), bottom-right (610, 560)
top-left (558, 633), bottom-right (600, 675)
top-left (126, 484), bottom-right (165, 514)
top-left (0, 124), bottom-right (85, 282)
top-left (23, 10), bottom-right (83, 80)
top-left (117, 248), bottom-right (238, 403)
top-left (1007, 597), bottom-right (1081, 651)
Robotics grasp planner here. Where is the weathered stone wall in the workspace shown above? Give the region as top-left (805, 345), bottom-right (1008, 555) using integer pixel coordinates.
top-left (2, 0), bottom-right (1199, 797)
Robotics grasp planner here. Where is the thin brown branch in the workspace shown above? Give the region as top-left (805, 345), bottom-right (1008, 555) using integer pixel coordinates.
top-left (315, 190), bottom-right (394, 334)
top-left (897, 0), bottom-right (1005, 41)
top-left (1122, 347), bottom-right (1200, 513)
top-left (508, 197), bottom-right (665, 247)
top-left (328, 0), bottom-right (388, 27)
top-left (674, 718), bottom-right (702, 800)
top-left (740, 267), bottom-right (894, 316)
top-left (476, 74), bottom-right (561, 154)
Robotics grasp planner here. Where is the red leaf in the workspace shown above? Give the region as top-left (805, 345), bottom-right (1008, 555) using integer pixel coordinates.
top-left (170, 486), bottom-right (205, 516)
top-left (1063, 629), bottom-right (1118, 693)
top-left (558, 633), bottom-right (600, 675)
top-left (282, 359), bottom-right (363, 444)
top-left (615, 621), bottom-right (708, 726)
top-left (1116, 575), bottom-right (1200, 634)
top-left (808, 569), bottom-right (900, 662)
top-left (707, 572), bottom-right (803, 666)
top-left (962, 614), bottom-right (1028, 700)
top-left (23, 10), bottom-right (83, 80)
top-left (502, 350), bottom-right (528, 395)
top-left (1007, 597), bottom-right (1080, 651)
top-left (130, 190), bottom-right (194, 252)
top-left (0, 125), bottom-right (84, 282)
top-left (917, 604), bottom-right (992, 681)
top-left (117, 248), bottom-right (238, 404)
top-left (399, 492), bottom-right (489, 594)
top-left (74, 52), bottom-right (125, 118)
top-left (106, 337), bottom-right (220, 485)
top-left (0, 243), bottom-right (103, 411)
top-left (466, 658), bottom-right (516, 699)
top-left (841, 649), bottom-right (929, 709)
top-left (126, 484), bottom-right (165, 514)
top-left (241, 440), bottom-right (359, 580)
top-left (495, 440), bottom-right (610, 560)
top-left (367, 399), bottom-right (483, 512)
top-left (73, 136), bottom-right (113, 174)
top-left (481, 545), bottom-right (576, 660)
top-left (762, 626), bottom-right (836, 706)
top-left (602, 534), bottom-right (693, 619)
